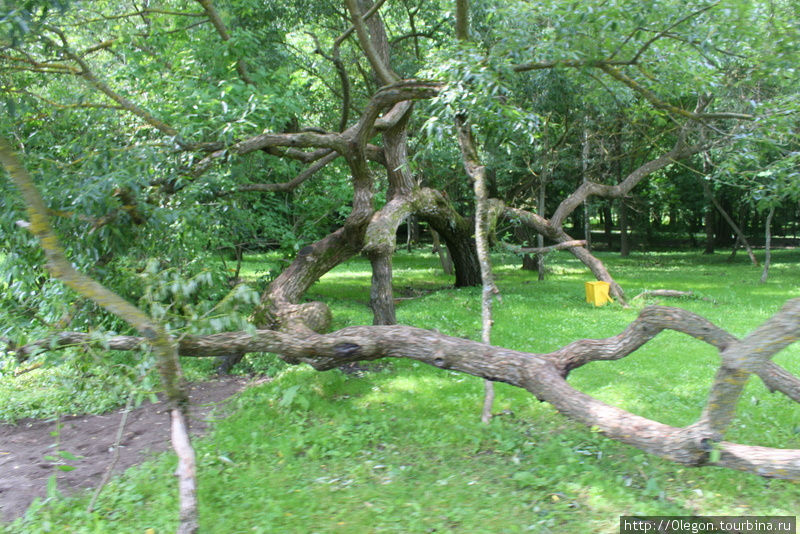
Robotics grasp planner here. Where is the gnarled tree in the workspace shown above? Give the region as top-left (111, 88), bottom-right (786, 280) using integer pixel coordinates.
top-left (3, 5), bottom-right (800, 527)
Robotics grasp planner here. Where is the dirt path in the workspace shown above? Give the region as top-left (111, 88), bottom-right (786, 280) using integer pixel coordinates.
top-left (0, 376), bottom-right (250, 522)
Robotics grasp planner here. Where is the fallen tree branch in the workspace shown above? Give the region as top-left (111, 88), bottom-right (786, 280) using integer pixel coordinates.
top-left (632, 289), bottom-right (717, 304)
top-left (13, 301), bottom-right (800, 479)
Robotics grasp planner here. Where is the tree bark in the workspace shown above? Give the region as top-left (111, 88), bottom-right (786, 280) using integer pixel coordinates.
top-left (255, 227), bottom-right (358, 332)
top-left (503, 205), bottom-right (627, 304)
top-left (514, 225), bottom-right (538, 271)
top-left (619, 200), bottom-right (630, 257)
top-left (416, 188), bottom-right (481, 287)
top-left (602, 204), bottom-right (613, 250)
top-left (537, 181), bottom-right (547, 280)
top-left (368, 254), bottom-right (396, 325)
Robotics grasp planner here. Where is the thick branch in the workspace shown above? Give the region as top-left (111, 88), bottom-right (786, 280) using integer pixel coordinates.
top-left (17, 302), bottom-right (800, 478)
top-left (502, 205), bottom-right (625, 302)
top-left (215, 151), bottom-right (339, 195)
top-left (191, 81), bottom-right (438, 177)
top-left (513, 59), bottom-right (635, 72)
top-left (344, 0), bottom-right (398, 85)
top-left (550, 129), bottom-right (704, 229)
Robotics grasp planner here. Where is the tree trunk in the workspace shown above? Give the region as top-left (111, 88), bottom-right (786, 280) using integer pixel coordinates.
top-left (702, 180), bottom-right (758, 265)
top-left (582, 128), bottom-right (592, 251)
top-left (514, 225), bottom-right (538, 271)
top-left (537, 181), bottom-right (546, 280)
top-left (602, 204), bottom-right (613, 250)
top-left (256, 227), bottom-right (359, 331)
top-left (704, 206), bottom-right (715, 254)
top-left (420, 199), bottom-right (481, 287)
top-left (503, 205), bottom-right (627, 304)
top-left (431, 229), bottom-right (454, 275)
top-left (619, 200), bottom-right (630, 257)
top-left (368, 253), bottom-right (396, 325)
top-left (761, 207), bottom-right (775, 283)
top-left (455, 114), bottom-right (497, 424)
top-left (429, 227), bottom-right (480, 286)
top-left (28, 300), bottom-right (800, 480)
top-left (405, 215), bottom-right (419, 251)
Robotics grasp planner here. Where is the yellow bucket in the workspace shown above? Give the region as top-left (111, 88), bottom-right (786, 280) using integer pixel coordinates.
top-left (585, 281), bottom-right (612, 306)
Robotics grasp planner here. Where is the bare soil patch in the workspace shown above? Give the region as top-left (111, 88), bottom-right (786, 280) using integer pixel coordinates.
top-left (0, 376), bottom-right (250, 522)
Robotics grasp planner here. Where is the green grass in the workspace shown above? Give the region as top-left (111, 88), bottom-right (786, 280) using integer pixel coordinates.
top-left (4, 248), bottom-right (800, 533)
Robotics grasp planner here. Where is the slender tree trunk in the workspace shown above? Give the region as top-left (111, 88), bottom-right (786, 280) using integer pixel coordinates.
top-left (702, 180), bottom-right (758, 265)
top-left (602, 204), bottom-right (613, 250)
top-left (582, 128), bottom-right (592, 251)
top-left (455, 115), bottom-right (497, 424)
top-left (704, 207), bottom-right (716, 254)
top-left (431, 229), bottom-right (454, 275)
top-left (619, 200), bottom-right (630, 257)
top-left (728, 236), bottom-right (741, 262)
top-left (515, 225), bottom-right (538, 271)
top-left (761, 207), bottom-right (775, 283)
top-left (537, 181), bottom-right (546, 280)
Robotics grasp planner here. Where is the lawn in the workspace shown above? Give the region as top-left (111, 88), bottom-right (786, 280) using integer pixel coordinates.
top-left (3, 248), bottom-right (800, 533)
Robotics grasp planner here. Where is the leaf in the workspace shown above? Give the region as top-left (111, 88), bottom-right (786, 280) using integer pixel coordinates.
top-left (57, 450), bottom-right (82, 461)
top-left (56, 464), bottom-right (76, 471)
